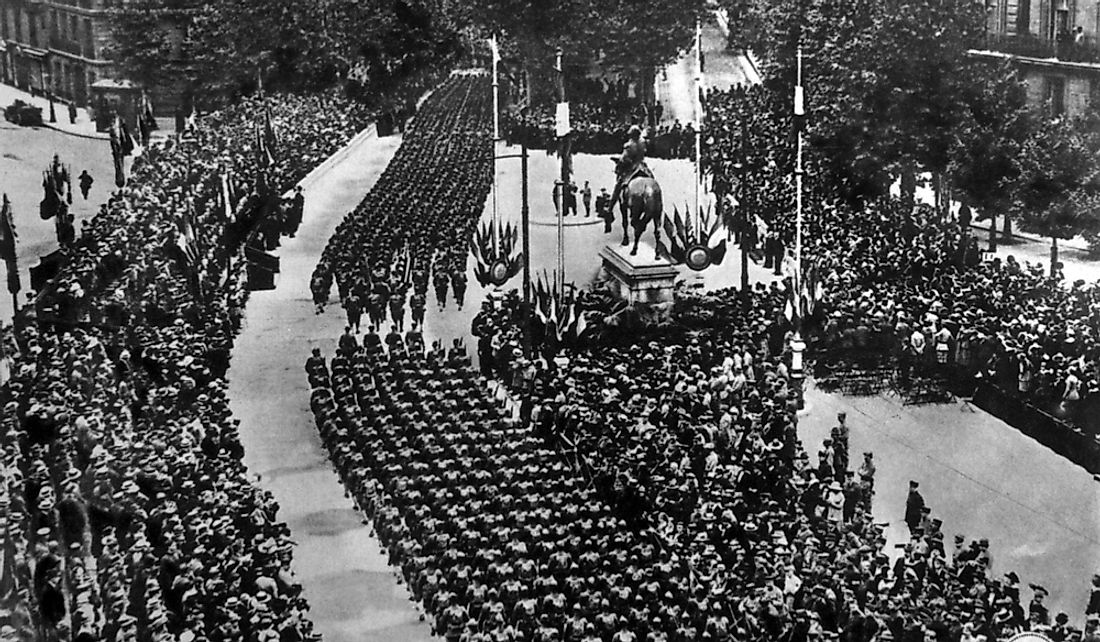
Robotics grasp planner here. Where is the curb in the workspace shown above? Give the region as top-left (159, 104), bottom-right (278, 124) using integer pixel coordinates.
top-left (286, 124), bottom-right (380, 198)
top-left (42, 123), bottom-right (109, 141)
top-left (966, 223), bottom-right (1091, 254)
top-left (529, 217), bottom-right (604, 227)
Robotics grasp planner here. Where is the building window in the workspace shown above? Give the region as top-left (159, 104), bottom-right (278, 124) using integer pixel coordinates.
top-left (84, 19), bottom-right (93, 58)
top-left (1047, 76), bottom-right (1067, 116)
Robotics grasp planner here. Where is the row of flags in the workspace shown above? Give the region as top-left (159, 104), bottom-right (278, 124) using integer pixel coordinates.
top-left (532, 272), bottom-right (587, 345)
top-left (109, 114), bottom-right (137, 188)
top-left (253, 106), bottom-right (279, 195)
top-left (169, 167), bottom-right (248, 275)
top-left (783, 258), bottom-right (825, 325)
top-left (40, 156), bottom-right (72, 221)
top-left (171, 104), bottom-right (278, 278)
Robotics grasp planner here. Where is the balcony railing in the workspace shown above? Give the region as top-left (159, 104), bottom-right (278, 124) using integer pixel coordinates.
top-left (985, 32), bottom-right (1100, 65)
top-left (48, 35), bottom-right (86, 57)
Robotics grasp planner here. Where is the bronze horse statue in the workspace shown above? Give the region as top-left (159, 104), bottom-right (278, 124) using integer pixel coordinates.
top-left (610, 158), bottom-right (663, 259)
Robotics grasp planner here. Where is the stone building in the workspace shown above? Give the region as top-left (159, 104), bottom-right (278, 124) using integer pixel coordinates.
top-left (0, 0), bottom-right (117, 107)
top-left (978, 0), bottom-right (1100, 117)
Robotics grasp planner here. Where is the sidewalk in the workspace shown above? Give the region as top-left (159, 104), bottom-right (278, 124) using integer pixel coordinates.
top-left (0, 82), bottom-right (175, 143)
top-left (225, 126), bottom-right (431, 642)
top-left (657, 14), bottom-right (759, 127)
top-left (0, 82), bottom-right (104, 138)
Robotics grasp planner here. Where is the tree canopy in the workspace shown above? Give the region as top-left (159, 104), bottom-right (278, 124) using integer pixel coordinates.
top-left (722, 0), bottom-right (1035, 209)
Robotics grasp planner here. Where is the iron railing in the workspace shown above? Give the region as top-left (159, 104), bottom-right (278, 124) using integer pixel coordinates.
top-left (985, 31), bottom-right (1100, 65)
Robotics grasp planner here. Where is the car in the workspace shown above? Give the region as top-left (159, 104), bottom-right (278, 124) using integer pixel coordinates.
top-left (4, 100), bottom-right (44, 127)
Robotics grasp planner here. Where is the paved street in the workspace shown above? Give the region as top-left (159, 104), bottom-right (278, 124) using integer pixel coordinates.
top-left (0, 114), bottom-right (115, 320)
top-left (225, 127), bottom-right (431, 642)
top-left (658, 17), bottom-right (758, 127)
top-left (419, 140), bottom-right (1100, 623)
top-left (4, 83), bottom-right (1096, 634)
top-left (800, 385), bottom-right (1100, 619)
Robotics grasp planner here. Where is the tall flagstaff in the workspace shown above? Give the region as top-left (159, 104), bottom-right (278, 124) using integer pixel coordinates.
top-left (791, 45), bottom-right (807, 405)
top-left (794, 46), bottom-right (804, 303)
top-left (490, 35), bottom-right (501, 256)
top-left (490, 34), bottom-right (501, 141)
top-left (554, 49), bottom-right (570, 289)
top-left (694, 19), bottom-right (703, 235)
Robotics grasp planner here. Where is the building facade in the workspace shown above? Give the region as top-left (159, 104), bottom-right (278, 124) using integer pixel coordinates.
top-left (0, 0), bottom-right (116, 107)
top-left (979, 0), bottom-right (1100, 117)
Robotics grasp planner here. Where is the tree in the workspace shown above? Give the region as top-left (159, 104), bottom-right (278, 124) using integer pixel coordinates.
top-left (948, 60), bottom-right (1034, 250)
top-left (462, 0), bottom-right (705, 103)
top-left (723, 0), bottom-right (997, 210)
top-left (1012, 117), bottom-right (1100, 276)
top-left (106, 0), bottom-right (203, 99)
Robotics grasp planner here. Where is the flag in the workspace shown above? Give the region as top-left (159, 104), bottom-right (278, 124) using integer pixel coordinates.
top-left (783, 281), bottom-right (798, 325)
top-left (793, 49), bottom-right (807, 135)
top-left (142, 94), bottom-right (157, 131)
top-left (489, 35), bottom-right (501, 66)
top-left (219, 172), bottom-right (233, 223)
top-left (175, 204), bottom-right (200, 269)
top-left (801, 259), bottom-right (824, 317)
top-left (255, 123), bottom-right (274, 168)
top-left (262, 105), bottom-right (278, 148)
top-left (108, 114), bottom-right (121, 158)
top-left (573, 306), bottom-right (587, 340)
top-left (63, 164), bottom-right (72, 205)
top-left (138, 94), bottom-right (156, 146)
top-left (109, 114), bottom-right (130, 187)
top-left (0, 195), bottom-right (16, 263)
top-left (120, 117), bottom-right (136, 156)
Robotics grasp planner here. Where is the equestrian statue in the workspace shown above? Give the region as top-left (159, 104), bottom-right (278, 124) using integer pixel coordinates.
top-left (609, 125), bottom-right (663, 259)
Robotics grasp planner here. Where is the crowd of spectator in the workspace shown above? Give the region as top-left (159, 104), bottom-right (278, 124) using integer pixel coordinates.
top-left (698, 83), bottom-right (1100, 437)
top-left (501, 75), bottom-right (697, 159)
top-left (0, 90), bottom-right (372, 642)
top-left (306, 269), bottom-right (1099, 641)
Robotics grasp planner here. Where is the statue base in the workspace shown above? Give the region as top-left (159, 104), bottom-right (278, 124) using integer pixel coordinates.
top-left (598, 242), bottom-right (678, 304)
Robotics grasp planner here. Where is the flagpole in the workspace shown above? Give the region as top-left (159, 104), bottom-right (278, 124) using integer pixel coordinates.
top-left (791, 45), bottom-right (807, 410)
top-left (554, 49), bottom-right (568, 294)
top-left (491, 34), bottom-right (500, 141)
top-left (794, 46), bottom-right (803, 310)
top-left (694, 18), bottom-right (703, 236)
top-left (491, 35), bottom-right (500, 258)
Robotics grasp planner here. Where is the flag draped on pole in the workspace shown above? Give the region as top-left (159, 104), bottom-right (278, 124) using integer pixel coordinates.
top-left (138, 94), bottom-right (157, 146)
top-left (175, 204), bottom-right (200, 271)
top-left (793, 78), bottom-right (806, 133)
top-left (263, 105), bottom-right (278, 149)
top-left (0, 195), bottom-right (16, 263)
top-left (219, 172), bottom-right (234, 224)
top-left (109, 115), bottom-right (127, 188)
top-left (0, 195), bottom-right (19, 297)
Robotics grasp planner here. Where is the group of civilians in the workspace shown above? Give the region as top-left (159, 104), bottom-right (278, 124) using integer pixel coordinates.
top-left (0, 90), bottom-right (373, 642)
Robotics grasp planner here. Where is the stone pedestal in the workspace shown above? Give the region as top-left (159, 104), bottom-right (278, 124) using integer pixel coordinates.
top-left (599, 242), bottom-right (678, 304)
